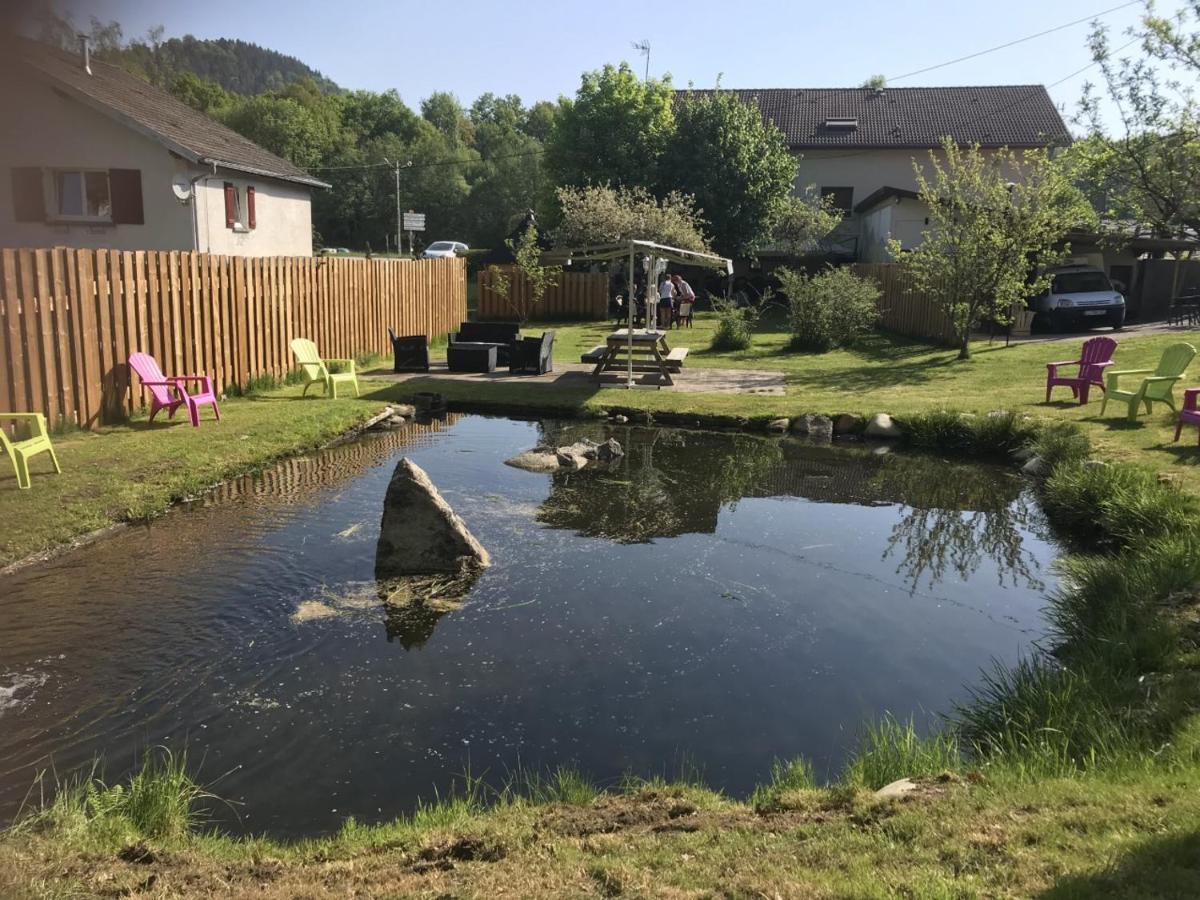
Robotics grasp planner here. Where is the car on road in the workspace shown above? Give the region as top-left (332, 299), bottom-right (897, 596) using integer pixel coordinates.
top-left (1030, 265), bottom-right (1125, 332)
top-left (421, 241), bottom-right (469, 259)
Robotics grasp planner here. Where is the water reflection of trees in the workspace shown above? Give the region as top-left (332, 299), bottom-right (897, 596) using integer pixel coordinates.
top-left (535, 423), bottom-right (1049, 592)
top-left (877, 458), bottom-right (1046, 592)
top-left (535, 424), bottom-right (783, 543)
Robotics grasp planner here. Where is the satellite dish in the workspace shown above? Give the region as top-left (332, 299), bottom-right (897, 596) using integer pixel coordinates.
top-left (171, 174), bottom-right (193, 203)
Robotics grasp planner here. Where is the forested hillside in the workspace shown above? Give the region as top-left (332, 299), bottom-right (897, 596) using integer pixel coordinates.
top-left (102, 36), bottom-right (341, 95)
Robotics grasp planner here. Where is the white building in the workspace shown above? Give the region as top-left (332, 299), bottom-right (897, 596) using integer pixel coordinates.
top-left (0, 37), bottom-right (329, 256)
top-left (686, 85), bottom-right (1071, 263)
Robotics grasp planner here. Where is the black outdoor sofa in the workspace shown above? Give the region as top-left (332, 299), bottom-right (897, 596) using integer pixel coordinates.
top-left (447, 321), bottom-right (521, 372)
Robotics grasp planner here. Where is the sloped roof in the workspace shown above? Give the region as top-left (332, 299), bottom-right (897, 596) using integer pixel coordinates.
top-left (11, 38), bottom-right (328, 188)
top-left (678, 86), bottom-right (1071, 150)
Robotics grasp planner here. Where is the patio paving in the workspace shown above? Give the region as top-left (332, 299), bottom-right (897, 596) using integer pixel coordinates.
top-left (364, 362), bottom-right (787, 395)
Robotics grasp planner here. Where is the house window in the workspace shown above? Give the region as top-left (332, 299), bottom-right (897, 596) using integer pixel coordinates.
top-left (821, 186), bottom-right (854, 216)
top-left (224, 182), bottom-right (256, 231)
top-left (52, 169), bottom-right (111, 221)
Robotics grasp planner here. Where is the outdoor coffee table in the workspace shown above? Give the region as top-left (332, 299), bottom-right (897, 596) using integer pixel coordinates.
top-left (591, 328), bottom-right (677, 386)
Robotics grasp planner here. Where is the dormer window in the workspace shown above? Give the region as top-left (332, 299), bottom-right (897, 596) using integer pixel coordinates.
top-left (824, 117), bottom-right (858, 131)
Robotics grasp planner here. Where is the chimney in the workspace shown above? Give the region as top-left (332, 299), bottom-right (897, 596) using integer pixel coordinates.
top-left (78, 34), bottom-right (91, 75)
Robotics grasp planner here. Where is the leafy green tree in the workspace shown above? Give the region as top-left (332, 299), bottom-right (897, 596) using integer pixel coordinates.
top-left (554, 184), bottom-right (709, 251)
top-left (546, 63), bottom-right (674, 190)
top-left (522, 100), bottom-right (561, 143)
top-left (421, 91), bottom-right (475, 147)
top-left (659, 90), bottom-right (797, 256)
top-left (468, 95), bottom-right (546, 249)
top-left (219, 87), bottom-right (346, 170)
top-left (339, 90), bottom-right (422, 146)
top-left (485, 224), bottom-right (561, 321)
top-left (772, 192), bottom-right (844, 254)
top-left (894, 140), bottom-right (1094, 360)
top-left (168, 72), bottom-right (232, 115)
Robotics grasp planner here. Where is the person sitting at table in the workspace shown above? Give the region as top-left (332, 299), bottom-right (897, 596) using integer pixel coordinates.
top-left (657, 273), bottom-right (675, 328)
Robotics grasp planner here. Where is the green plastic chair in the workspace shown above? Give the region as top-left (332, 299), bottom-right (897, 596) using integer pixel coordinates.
top-left (1100, 342), bottom-right (1196, 422)
top-left (1, 413), bottom-right (62, 489)
top-left (290, 338), bottom-right (359, 399)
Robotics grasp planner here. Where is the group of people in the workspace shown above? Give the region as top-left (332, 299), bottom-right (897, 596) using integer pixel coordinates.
top-left (610, 271), bottom-right (698, 328)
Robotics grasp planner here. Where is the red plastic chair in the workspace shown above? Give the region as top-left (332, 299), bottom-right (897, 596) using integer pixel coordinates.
top-left (1175, 388), bottom-right (1200, 444)
top-left (1045, 336), bottom-right (1118, 404)
top-left (128, 352), bottom-right (221, 427)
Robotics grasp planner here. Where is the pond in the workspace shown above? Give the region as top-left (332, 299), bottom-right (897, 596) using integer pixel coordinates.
top-left (0, 414), bottom-right (1060, 837)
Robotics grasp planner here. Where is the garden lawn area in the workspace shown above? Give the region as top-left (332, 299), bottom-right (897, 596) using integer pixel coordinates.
top-left (6, 312), bottom-right (1200, 567)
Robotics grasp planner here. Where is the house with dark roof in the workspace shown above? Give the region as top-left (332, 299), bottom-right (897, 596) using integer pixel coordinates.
top-left (685, 85), bottom-right (1071, 263)
top-left (0, 38), bottom-right (329, 256)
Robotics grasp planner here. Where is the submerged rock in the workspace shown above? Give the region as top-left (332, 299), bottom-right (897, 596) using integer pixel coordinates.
top-left (864, 413), bottom-right (902, 439)
top-left (375, 459), bottom-right (490, 579)
top-left (1021, 455), bottom-right (1049, 477)
top-left (380, 572), bottom-right (481, 650)
top-left (505, 450), bottom-right (561, 473)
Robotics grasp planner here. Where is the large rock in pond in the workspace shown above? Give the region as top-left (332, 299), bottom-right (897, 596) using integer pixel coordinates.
top-left (375, 459), bottom-right (490, 579)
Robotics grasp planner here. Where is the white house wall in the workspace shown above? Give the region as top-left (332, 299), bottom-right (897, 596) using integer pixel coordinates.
top-left (0, 68), bottom-right (196, 251)
top-left (195, 177), bottom-right (313, 257)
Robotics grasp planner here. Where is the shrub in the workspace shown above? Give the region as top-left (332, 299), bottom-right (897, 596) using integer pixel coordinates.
top-left (777, 266), bottom-right (880, 352)
top-left (900, 409), bottom-right (1038, 458)
top-left (709, 295), bottom-right (763, 352)
top-left (1029, 421), bottom-right (1092, 469)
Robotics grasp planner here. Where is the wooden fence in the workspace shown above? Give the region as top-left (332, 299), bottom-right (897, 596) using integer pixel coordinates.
top-left (851, 263), bottom-right (958, 346)
top-left (0, 249), bottom-right (466, 429)
top-left (476, 266), bottom-right (609, 321)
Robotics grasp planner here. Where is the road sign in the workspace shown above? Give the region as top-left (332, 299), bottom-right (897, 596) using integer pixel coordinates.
top-left (402, 212), bottom-right (426, 231)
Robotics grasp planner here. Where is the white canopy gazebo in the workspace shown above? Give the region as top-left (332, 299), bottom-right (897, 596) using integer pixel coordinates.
top-left (541, 240), bottom-right (734, 389)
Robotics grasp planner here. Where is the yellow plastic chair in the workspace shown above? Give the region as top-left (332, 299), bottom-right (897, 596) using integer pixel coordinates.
top-left (290, 338), bottom-right (359, 398)
top-left (1, 413), bottom-right (62, 489)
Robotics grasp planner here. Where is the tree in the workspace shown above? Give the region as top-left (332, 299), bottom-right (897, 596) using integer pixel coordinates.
top-left (486, 224), bottom-right (561, 321)
top-left (421, 91), bottom-right (474, 147)
top-left (659, 90), bottom-right (797, 256)
top-left (554, 184), bottom-right (710, 252)
top-left (545, 63), bottom-right (674, 190)
top-left (468, 95), bottom-right (546, 249)
top-left (771, 192), bottom-right (844, 256)
top-left (894, 140), bottom-right (1094, 360)
top-left (1078, 12), bottom-right (1200, 241)
top-left (169, 72), bottom-right (232, 115)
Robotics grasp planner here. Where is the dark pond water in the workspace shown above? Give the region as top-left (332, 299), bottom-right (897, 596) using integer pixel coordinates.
top-left (0, 414), bottom-right (1059, 837)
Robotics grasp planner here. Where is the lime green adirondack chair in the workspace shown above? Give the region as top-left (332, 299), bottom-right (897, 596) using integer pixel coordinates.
top-left (1, 413), bottom-right (62, 489)
top-left (1101, 342), bottom-right (1196, 422)
top-left (290, 339), bottom-right (359, 399)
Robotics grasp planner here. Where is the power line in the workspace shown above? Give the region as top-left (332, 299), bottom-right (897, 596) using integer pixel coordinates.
top-left (887, 0), bottom-right (1140, 83)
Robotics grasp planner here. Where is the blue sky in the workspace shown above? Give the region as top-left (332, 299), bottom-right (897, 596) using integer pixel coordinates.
top-left (66, 0), bottom-right (1162, 128)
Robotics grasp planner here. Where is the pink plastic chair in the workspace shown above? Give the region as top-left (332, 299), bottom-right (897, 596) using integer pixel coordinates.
top-left (128, 352), bottom-right (221, 427)
top-left (1175, 388), bottom-right (1200, 444)
top-left (1045, 336), bottom-right (1118, 404)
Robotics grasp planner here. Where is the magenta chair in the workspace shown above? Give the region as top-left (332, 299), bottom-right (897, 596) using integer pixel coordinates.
top-left (1045, 336), bottom-right (1118, 404)
top-left (128, 352), bottom-right (221, 427)
top-left (1175, 388), bottom-right (1200, 444)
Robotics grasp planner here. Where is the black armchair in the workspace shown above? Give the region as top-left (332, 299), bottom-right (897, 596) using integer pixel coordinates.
top-left (509, 330), bottom-right (555, 375)
top-left (388, 328), bottom-right (429, 372)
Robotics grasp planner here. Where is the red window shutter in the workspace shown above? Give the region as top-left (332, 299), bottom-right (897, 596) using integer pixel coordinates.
top-left (223, 182), bottom-right (236, 228)
top-left (247, 186), bottom-right (256, 229)
top-left (10, 167), bottom-right (45, 222)
top-left (108, 168), bottom-right (144, 224)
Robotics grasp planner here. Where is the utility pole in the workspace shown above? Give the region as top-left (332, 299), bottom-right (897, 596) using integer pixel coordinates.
top-left (383, 157), bottom-right (410, 256)
top-left (632, 40), bottom-right (650, 81)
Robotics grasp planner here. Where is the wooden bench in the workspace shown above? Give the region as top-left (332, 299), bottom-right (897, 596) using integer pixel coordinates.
top-left (580, 345), bottom-right (607, 364)
top-left (664, 347), bottom-right (689, 372)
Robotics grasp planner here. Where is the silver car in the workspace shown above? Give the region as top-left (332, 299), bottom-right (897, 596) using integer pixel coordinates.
top-left (421, 241), bottom-right (469, 259)
top-left (1030, 266), bottom-right (1125, 332)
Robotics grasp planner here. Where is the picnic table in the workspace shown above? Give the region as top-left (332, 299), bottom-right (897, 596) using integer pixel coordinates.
top-left (585, 328), bottom-right (689, 386)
